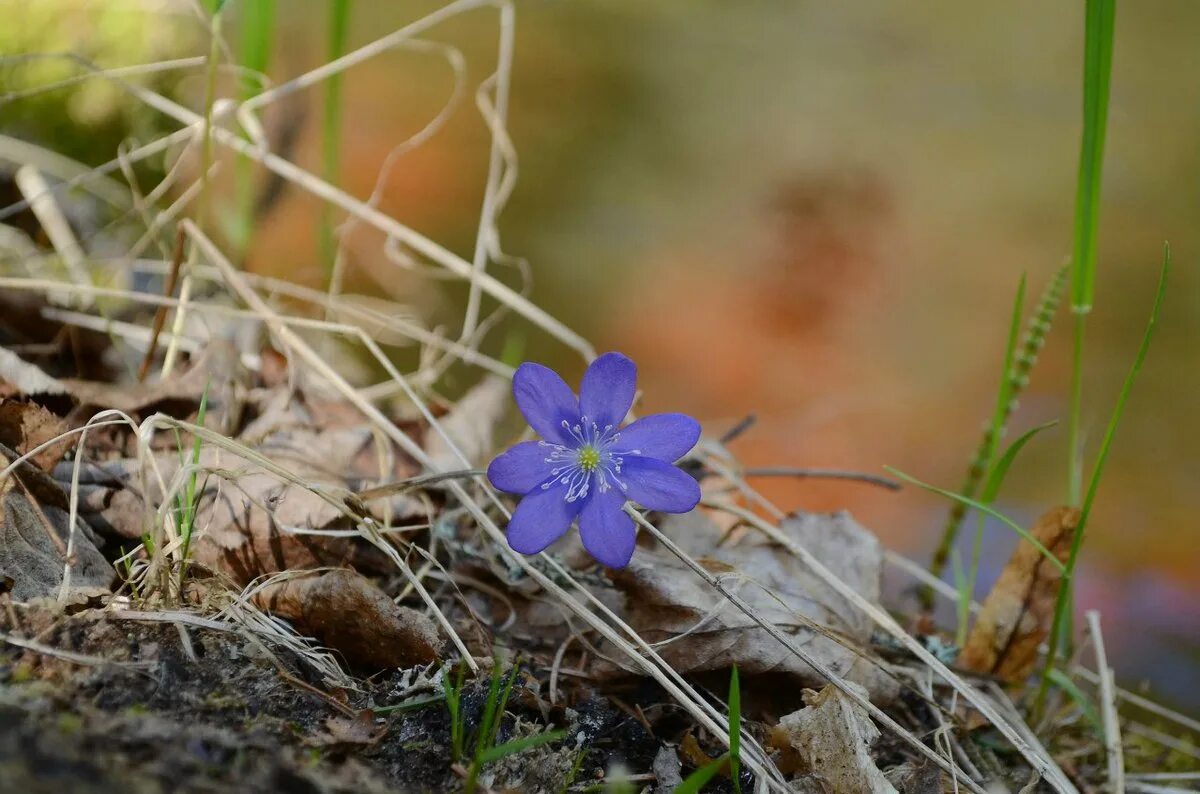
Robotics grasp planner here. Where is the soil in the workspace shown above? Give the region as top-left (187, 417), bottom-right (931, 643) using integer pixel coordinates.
top-left (0, 604), bottom-right (677, 794)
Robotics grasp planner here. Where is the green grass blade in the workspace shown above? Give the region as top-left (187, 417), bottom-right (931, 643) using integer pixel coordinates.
top-left (373, 694), bottom-right (444, 714)
top-left (444, 663), bottom-right (466, 763)
top-left (318, 0), bottom-right (352, 280)
top-left (177, 382), bottom-right (210, 590)
top-left (489, 663), bottom-right (519, 748)
top-left (992, 274), bottom-right (1028, 433)
top-left (478, 729), bottom-right (567, 764)
top-left (558, 748), bottom-right (587, 794)
top-left (886, 467), bottom-right (1065, 574)
top-left (980, 420), bottom-right (1059, 504)
top-left (232, 0), bottom-right (276, 251)
top-left (1070, 0), bottom-right (1117, 313)
top-left (956, 276), bottom-right (1026, 641)
top-left (952, 548), bottom-right (970, 642)
top-left (1067, 0), bottom-right (1118, 504)
top-left (673, 753), bottom-right (730, 794)
top-left (1047, 668), bottom-right (1103, 735)
top-left (728, 665), bottom-right (741, 794)
top-left (1039, 245), bottom-right (1168, 712)
top-left (928, 270), bottom-right (1061, 602)
top-left (476, 661), bottom-right (508, 754)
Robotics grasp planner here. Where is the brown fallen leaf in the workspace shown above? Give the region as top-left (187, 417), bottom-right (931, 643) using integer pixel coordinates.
top-left (0, 399), bottom-right (70, 472)
top-left (60, 390), bottom-right (423, 584)
top-left (305, 710), bottom-right (387, 747)
top-left (424, 374), bottom-right (509, 473)
top-left (884, 758), bottom-right (944, 794)
top-left (0, 442), bottom-right (113, 600)
top-left (0, 343), bottom-right (211, 421)
top-left (251, 569), bottom-right (442, 671)
top-left (957, 505), bottom-right (1078, 682)
top-left (607, 509), bottom-right (894, 698)
top-left (775, 682), bottom-right (897, 794)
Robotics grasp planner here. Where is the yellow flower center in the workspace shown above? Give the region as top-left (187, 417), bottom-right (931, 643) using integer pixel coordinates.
top-left (577, 445), bottom-right (601, 472)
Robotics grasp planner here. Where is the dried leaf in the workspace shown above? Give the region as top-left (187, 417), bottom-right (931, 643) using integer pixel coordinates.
top-left (251, 569), bottom-right (442, 670)
top-left (958, 505), bottom-right (1078, 682)
top-left (60, 359), bottom-right (208, 416)
top-left (61, 391), bottom-right (422, 584)
top-left (0, 344), bottom-right (210, 419)
top-left (305, 711), bottom-right (387, 747)
top-left (609, 510), bottom-right (893, 698)
top-left (424, 375), bottom-right (509, 472)
top-left (0, 399), bottom-right (70, 471)
top-left (776, 682), bottom-right (897, 794)
top-left (0, 348), bottom-right (69, 398)
top-left (0, 442), bottom-right (113, 600)
top-left (884, 759), bottom-right (944, 794)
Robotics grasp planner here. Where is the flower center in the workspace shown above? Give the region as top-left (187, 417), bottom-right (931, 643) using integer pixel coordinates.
top-left (538, 415), bottom-right (635, 503)
top-left (577, 445), bottom-right (601, 472)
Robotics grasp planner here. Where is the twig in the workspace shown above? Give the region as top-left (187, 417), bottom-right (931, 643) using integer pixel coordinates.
top-left (137, 227), bottom-right (186, 382)
top-left (719, 414), bottom-right (757, 445)
top-left (13, 164), bottom-right (91, 302)
top-left (352, 469), bottom-right (485, 502)
top-left (277, 668), bottom-right (357, 718)
top-left (0, 631), bottom-right (154, 671)
top-left (1086, 611), bottom-right (1124, 794)
top-left (742, 467), bottom-right (901, 491)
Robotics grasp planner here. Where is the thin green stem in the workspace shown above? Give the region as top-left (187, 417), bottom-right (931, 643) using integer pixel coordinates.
top-left (1066, 0), bottom-right (1117, 505)
top-left (233, 0), bottom-right (275, 252)
top-left (319, 0), bottom-right (352, 281)
top-left (176, 383), bottom-right (210, 594)
top-left (198, 9), bottom-right (223, 229)
top-left (1067, 312), bottom-right (1086, 504)
top-left (1037, 247), bottom-right (1167, 718)
top-left (926, 266), bottom-right (1065, 608)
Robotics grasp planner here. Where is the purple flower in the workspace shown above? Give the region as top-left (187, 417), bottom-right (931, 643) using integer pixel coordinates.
top-left (487, 352), bottom-right (701, 568)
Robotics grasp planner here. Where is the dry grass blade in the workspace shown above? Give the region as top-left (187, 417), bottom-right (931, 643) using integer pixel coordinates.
top-left (1086, 611), bottom-right (1125, 793)
top-left (890, 548), bottom-right (1200, 751)
top-left (0, 632), bottom-right (150, 671)
top-left (710, 499), bottom-right (1078, 793)
top-left (181, 222), bottom-right (789, 791)
top-left (107, 76), bottom-right (592, 359)
top-left (13, 165), bottom-right (91, 303)
top-left (628, 507), bottom-right (986, 792)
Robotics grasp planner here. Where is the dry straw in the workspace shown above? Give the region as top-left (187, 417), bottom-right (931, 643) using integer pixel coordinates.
top-left (0, 4), bottom-right (1193, 791)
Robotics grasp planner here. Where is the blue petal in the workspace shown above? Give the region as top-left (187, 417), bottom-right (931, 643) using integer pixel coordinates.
top-left (619, 455), bottom-right (701, 513)
top-left (505, 482), bottom-right (583, 555)
top-left (579, 487), bottom-right (636, 568)
top-left (512, 362), bottom-right (579, 445)
top-left (487, 441), bottom-right (555, 494)
top-left (579, 352), bottom-right (637, 430)
top-left (610, 413), bottom-right (701, 462)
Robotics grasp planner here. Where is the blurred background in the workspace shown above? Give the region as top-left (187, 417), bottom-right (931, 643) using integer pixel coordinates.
top-left (3, 1), bottom-right (1197, 709)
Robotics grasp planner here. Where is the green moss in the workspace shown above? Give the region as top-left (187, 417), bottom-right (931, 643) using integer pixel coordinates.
top-left (55, 712), bottom-right (83, 735)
